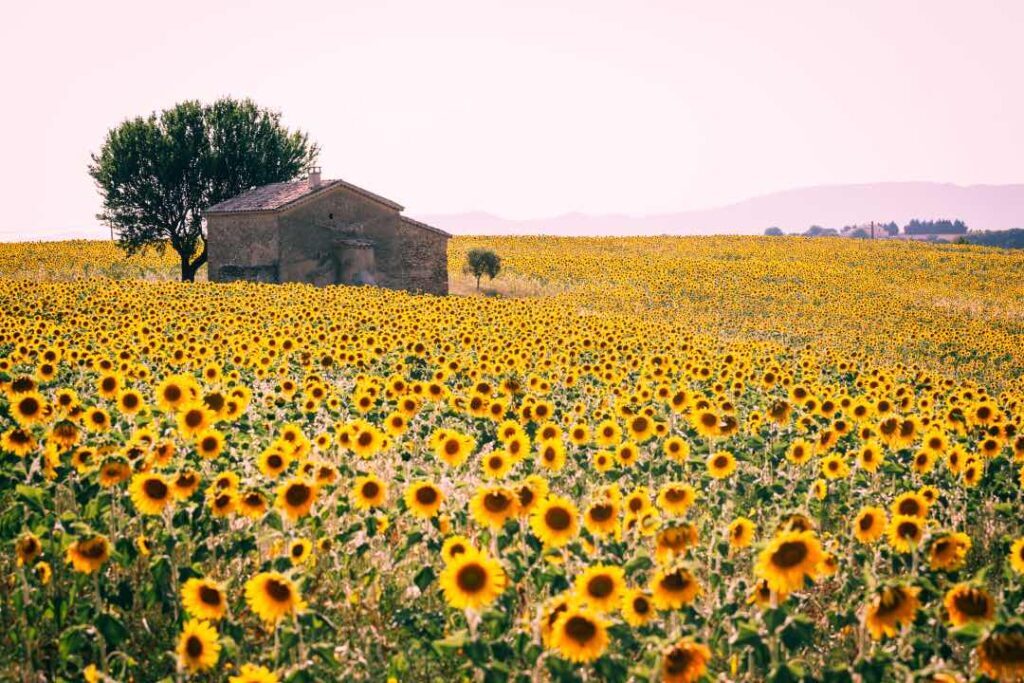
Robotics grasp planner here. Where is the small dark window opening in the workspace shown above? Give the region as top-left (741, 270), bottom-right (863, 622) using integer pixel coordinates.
top-left (328, 213), bottom-right (334, 219)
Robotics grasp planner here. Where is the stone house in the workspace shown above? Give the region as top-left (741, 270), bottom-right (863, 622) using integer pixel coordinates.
top-left (205, 169), bottom-right (450, 295)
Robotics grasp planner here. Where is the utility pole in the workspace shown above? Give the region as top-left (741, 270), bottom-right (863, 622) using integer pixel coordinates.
top-left (870, 221), bottom-right (875, 240)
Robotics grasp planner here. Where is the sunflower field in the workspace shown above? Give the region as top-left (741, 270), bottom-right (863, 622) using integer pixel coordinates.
top-left (1, 236), bottom-right (1023, 682)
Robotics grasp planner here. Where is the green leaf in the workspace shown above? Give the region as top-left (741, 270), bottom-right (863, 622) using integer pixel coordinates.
top-left (413, 565), bottom-right (436, 592)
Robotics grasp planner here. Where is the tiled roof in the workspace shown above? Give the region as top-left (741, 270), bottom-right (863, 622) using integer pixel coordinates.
top-left (401, 215), bottom-right (452, 238)
top-left (206, 178), bottom-right (403, 214)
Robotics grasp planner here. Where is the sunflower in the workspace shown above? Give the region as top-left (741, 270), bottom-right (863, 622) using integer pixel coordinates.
top-left (439, 548), bottom-right (507, 609)
top-left (614, 441), bottom-right (640, 467)
top-left (514, 475), bottom-right (548, 515)
top-left (530, 495), bottom-right (579, 547)
top-left (786, 439), bottom-right (813, 465)
top-left (1009, 537), bottom-right (1024, 574)
top-left (34, 561), bottom-right (52, 585)
top-left (978, 628), bottom-right (1024, 681)
top-left (568, 423), bottom-right (590, 445)
top-left (755, 530), bottom-right (823, 593)
top-left (912, 449), bottom-right (937, 474)
top-left (655, 524), bottom-right (699, 563)
top-left (195, 429), bottom-right (225, 459)
top-left (176, 402), bottom-right (214, 439)
top-left (181, 577), bottom-right (228, 620)
top-left (66, 535), bottom-right (110, 574)
top-left (350, 422), bottom-right (386, 458)
top-left (171, 470), bottom-right (201, 499)
top-left (944, 584), bottom-right (995, 626)
top-left (626, 414), bottom-right (655, 442)
top-left (50, 421), bottom-right (81, 450)
top-left (11, 391), bottom-right (47, 427)
top-left (583, 500), bottom-right (619, 537)
top-left (820, 453), bottom-right (849, 480)
top-left (156, 374), bottom-right (196, 412)
top-left (663, 436), bottom-right (690, 463)
top-left (620, 588), bottom-right (656, 626)
top-left (244, 572), bottom-right (305, 625)
top-left (707, 451), bottom-right (736, 479)
top-left (650, 565), bottom-right (701, 610)
top-left (288, 539), bottom-right (314, 565)
top-left (441, 535), bottom-right (476, 563)
top-left (728, 517), bottom-right (756, 549)
top-left (592, 450), bottom-right (614, 472)
top-left (351, 474), bottom-right (387, 511)
top-left (540, 593), bottom-right (572, 646)
top-left (84, 407), bottom-right (110, 433)
top-left (229, 664), bottom-right (279, 683)
top-left (210, 490), bottom-right (238, 517)
top-left (661, 637), bottom-right (711, 683)
top-left (864, 584), bottom-right (920, 640)
top-left (470, 486), bottom-right (520, 529)
top-left (15, 532), bottom-right (42, 566)
top-left (258, 447), bottom-right (291, 479)
top-left (404, 482), bottom-right (444, 518)
top-left (433, 430), bottom-right (475, 467)
top-left (481, 450), bottom-right (512, 479)
top-left (128, 473), bottom-right (174, 515)
top-left (276, 478), bottom-right (317, 521)
top-left (2, 428), bottom-right (37, 457)
top-left (852, 506), bottom-right (887, 544)
top-left (929, 532), bottom-right (971, 571)
top-left (176, 619), bottom-right (221, 673)
top-left (574, 564), bottom-right (625, 612)
top-left (692, 409), bottom-right (720, 438)
top-left (856, 441), bottom-right (885, 472)
top-left (550, 605), bottom-right (609, 663)
top-left (537, 440), bottom-right (567, 471)
top-left (594, 419), bottom-right (622, 447)
top-left (891, 492), bottom-right (929, 519)
top-left (887, 514), bottom-right (924, 553)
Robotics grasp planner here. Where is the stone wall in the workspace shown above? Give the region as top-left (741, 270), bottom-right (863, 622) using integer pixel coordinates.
top-left (207, 213), bottom-right (279, 282)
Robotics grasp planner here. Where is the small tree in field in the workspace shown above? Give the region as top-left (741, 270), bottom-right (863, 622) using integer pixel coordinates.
top-left (89, 98), bottom-right (318, 281)
top-left (465, 249), bottom-right (502, 290)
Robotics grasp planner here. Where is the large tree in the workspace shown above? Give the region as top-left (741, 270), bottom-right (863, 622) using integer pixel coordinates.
top-left (89, 98), bottom-right (319, 281)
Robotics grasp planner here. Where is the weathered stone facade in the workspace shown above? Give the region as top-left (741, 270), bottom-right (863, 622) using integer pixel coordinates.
top-left (206, 175), bottom-right (450, 295)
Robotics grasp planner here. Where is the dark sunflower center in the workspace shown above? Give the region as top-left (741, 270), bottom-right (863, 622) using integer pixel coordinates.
top-left (587, 575), bottom-right (614, 598)
top-left (713, 456), bottom-right (729, 468)
top-left (80, 540), bottom-right (107, 559)
top-left (563, 615), bottom-right (597, 643)
top-left (199, 585), bottom-right (222, 606)
top-left (456, 563), bottom-right (487, 593)
top-left (701, 413), bottom-right (717, 427)
top-left (185, 635), bottom-right (203, 658)
top-left (665, 648), bottom-right (693, 675)
top-left (897, 521), bottom-right (920, 539)
top-left (285, 484), bottom-right (311, 506)
top-left (859, 515), bottom-right (875, 531)
top-left (954, 590), bottom-right (990, 616)
top-left (484, 492), bottom-right (511, 513)
top-left (444, 439), bottom-right (460, 455)
top-left (184, 411), bottom-right (203, 428)
top-left (265, 578), bottom-right (292, 602)
top-left (589, 504), bottom-right (613, 522)
top-left (357, 432), bottom-right (374, 447)
top-left (545, 506), bottom-right (572, 531)
top-left (164, 386), bottom-right (182, 402)
top-left (415, 486), bottom-right (438, 505)
top-left (143, 478), bottom-right (169, 500)
top-left (268, 455), bottom-right (283, 468)
top-left (633, 597), bottom-right (650, 614)
top-left (361, 481), bottom-right (380, 499)
top-left (772, 541), bottom-right (809, 568)
top-left (661, 570), bottom-right (691, 592)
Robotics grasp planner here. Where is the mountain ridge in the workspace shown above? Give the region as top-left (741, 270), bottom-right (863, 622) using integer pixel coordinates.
top-left (412, 181), bottom-right (1024, 235)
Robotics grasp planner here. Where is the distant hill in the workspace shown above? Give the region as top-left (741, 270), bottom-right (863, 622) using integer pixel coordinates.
top-left (413, 182), bottom-right (1024, 235)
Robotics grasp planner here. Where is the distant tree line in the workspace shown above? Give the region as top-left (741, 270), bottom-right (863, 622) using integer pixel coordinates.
top-left (904, 219), bottom-right (967, 235)
top-left (958, 228), bottom-right (1024, 249)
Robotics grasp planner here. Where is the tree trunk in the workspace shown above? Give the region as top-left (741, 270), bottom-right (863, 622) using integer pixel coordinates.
top-left (179, 241), bottom-right (208, 282)
top-left (476, 274), bottom-right (481, 290)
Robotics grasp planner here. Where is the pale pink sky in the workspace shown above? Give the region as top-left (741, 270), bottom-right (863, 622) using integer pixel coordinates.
top-left (2, 0), bottom-right (1022, 238)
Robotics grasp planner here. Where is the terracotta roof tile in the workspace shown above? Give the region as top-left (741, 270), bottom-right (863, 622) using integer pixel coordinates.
top-left (206, 178), bottom-right (403, 214)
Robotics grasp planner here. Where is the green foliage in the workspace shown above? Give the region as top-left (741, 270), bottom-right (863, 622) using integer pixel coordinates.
top-left (88, 98), bottom-right (319, 281)
top-left (465, 248), bottom-right (502, 290)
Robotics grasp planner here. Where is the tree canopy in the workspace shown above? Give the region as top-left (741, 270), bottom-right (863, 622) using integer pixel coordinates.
top-left (465, 248), bottom-right (502, 290)
top-left (89, 98), bottom-right (319, 281)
